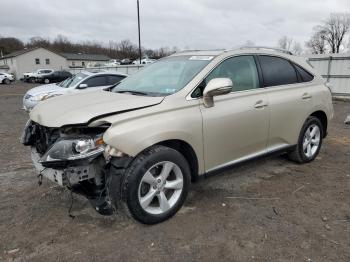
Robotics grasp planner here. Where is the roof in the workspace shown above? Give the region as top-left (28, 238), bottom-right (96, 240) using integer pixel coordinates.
top-left (0, 47), bottom-right (40, 59)
top-left (60, 53), bottom-right (110, 61)
top-left (78, 70), bottom-right (128, 77)
top-left (171, 47), bottom-right (295, 58)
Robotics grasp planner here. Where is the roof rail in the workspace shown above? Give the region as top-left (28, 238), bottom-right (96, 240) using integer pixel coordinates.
top-left (239, 46), bottom-right (293, 55)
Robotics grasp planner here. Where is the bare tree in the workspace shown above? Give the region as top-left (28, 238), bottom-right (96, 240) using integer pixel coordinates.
top-left (320, 13), bottom-right (350, 53)
top-left (292, 42), bottom-right (303, 55)
top-left (306, 29), bottom-right (327, 54)
top-left (278, 36), bottom-right (293, 51)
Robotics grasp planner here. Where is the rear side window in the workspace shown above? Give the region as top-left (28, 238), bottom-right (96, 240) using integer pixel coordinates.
top-left (107, 75), bottom-right (125, 85)
top-left (83, 76), bottom-right (108, 87)
top-left (294, 64), bottom-right (314, 82)
top-left (258, 56), bottom-right (298, 87)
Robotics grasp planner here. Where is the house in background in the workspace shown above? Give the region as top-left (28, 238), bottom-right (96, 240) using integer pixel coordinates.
top-left (0, 47), bottom-right (110, 79)
top-left (60, 53), bottom-right (110, 68)
top-left (0, 47), bottom-right (66, 79)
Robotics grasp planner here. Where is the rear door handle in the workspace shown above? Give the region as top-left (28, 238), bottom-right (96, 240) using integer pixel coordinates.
top-left (302, 93), bottom-right (312, 100)
top-left (254, 100), bottom-right (268, 109)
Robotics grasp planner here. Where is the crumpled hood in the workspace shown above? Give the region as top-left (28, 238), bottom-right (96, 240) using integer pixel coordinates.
top-left (26, 83), bottom-right (61, 96)
top-left (29, 90), bottom-right (164, 127)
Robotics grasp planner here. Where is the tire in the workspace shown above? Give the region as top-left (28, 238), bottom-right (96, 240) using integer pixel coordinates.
top-left (119, 145), bottom-right (191, 224)
top-left (44, 78), bottom-right (50, 84)
top-left (3, 78), bottom-right (10, 85)
top-left (29, 78), bottom-right (36, 83)
top-left (288, 116), bottom-right (323, 163)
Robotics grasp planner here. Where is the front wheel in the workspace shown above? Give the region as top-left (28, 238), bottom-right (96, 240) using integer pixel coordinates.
top-left (120, 145), bottom-right (191, 224)
top-left (3, 78), bottom-right (10, 84)
top-left (44, 78), bottom-right (50, 84)
top-left (288, 116), bottom-right (323, 163)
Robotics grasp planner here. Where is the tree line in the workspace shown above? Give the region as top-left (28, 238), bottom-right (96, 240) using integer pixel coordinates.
top-left (1, 13), bottom-right (349, 58)
top-left (0, 34), bottom-right (176, 59)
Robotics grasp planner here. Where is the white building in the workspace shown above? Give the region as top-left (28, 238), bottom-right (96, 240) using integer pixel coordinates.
top-left (0, 47), bottom-right (110, 79)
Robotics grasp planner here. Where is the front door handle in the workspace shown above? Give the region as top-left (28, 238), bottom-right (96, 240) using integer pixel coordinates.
top-left (302, 93), bottom-right (312, 100)
top-left (254, 100), bottom-right (268, 109)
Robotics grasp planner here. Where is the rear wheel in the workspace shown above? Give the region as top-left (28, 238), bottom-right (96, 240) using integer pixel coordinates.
top-left (44, 78), bottom-right (50, 84)
top-left (288, 116), bottom-right (323, 163)
top-left (3, 78), bottom-right (10, 84)
top-left (120, 145), bottom-right (191, 224)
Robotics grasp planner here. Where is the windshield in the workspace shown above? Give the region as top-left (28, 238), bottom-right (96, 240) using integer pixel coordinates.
top-left (58, 72), bottom-right (88, 88)
top-left (112, 55), bottom-right (213, 96)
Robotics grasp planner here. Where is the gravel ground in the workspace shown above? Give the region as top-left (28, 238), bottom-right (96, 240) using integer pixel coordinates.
top-left (0, 82), bottom-right (349, 262)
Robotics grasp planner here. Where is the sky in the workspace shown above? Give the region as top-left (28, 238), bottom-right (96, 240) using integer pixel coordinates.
top-left (0, 0), bottom-right (349, 50)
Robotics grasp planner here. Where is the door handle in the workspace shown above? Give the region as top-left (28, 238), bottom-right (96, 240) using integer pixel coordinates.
top-left (254, 100), bottom-right (268, 109)
top-left (302, 93), bottom-right (312, 100)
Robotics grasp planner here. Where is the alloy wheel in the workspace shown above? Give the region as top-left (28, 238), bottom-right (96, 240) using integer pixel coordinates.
top-left (138, 161), bottom-right (183, 215)
top-left (303, 124), bottom-right (321, 158)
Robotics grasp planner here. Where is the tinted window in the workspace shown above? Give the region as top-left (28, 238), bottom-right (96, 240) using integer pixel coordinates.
top-left (192, 56), bottom-right (259, 97)
top-left (107, 75), bottom-right (125, 85)
top-left (294, 64), bottom-right (314, 82)
top-left (83, 75), bottom-right (108, 87)
top-left (259, 56), bottom-right (298, 87)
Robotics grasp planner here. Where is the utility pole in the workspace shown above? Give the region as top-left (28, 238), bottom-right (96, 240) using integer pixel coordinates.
top-left (137, 0), bottom-right (142, 64)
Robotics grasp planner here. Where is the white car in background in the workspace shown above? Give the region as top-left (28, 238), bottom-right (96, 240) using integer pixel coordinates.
top-left (23, 71), bottom-right (128, 111)
top-left (132, 57), bottom-right (156, 65)
top-left (0, 72), bottom-right (15, 84)
top-left (23, 69), bottom-right (54, 83)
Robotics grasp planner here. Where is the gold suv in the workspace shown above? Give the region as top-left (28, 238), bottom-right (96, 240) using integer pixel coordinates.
top-left (22, 47), bottom-right (334, 224)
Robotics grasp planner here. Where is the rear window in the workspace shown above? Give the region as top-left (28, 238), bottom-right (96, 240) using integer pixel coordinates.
top-left (294, 64), bottom-right (314, 82)
top-left (258, 55), bottom-right (298, 87)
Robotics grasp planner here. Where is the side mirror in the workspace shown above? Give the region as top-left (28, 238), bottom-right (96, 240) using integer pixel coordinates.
top-left (78, 83), bottom-right (88, 89)
top-left (203, 78), bottom-right (232, 107)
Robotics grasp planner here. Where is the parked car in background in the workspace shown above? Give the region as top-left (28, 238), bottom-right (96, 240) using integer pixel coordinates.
top-left (0, 72), bottom-right (15, 84)
top-left (132, 57), bottom-right (156, 65)
top-left (36, 70), bottom-right (72, 84)
top-left (120, 58), bottom-right (132, 65)
top-left (22, 48), bottom-right (333, 224)
top-left (105, 59), bottom-right (121, 66)
top-left (23, 69), bottom-right (54, 83)
top-left (23, 71), bottom-right (127, 111)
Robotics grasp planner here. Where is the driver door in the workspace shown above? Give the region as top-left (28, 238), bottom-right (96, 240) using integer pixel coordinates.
top-left (199, 55), bottom-right (270, 172)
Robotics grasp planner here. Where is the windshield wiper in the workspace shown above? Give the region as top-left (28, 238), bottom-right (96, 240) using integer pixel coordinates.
top-left (115, 90), bottom-right (149, 96)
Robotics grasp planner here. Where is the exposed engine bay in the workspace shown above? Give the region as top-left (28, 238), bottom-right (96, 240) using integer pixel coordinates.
top-left (22, 120), bottom-right (129, 216)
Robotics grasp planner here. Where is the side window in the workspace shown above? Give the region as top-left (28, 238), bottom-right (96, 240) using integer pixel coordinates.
top-left (258, 55), bottom-right (298, 87)
top-left (107, 75), bottom-right (125, 85)
top-left (83, 76), bottom-right (108, 87)
top-left (294, 64), bottom-right (314, 82)
top-left (192, 56), bottom-right (259, 98)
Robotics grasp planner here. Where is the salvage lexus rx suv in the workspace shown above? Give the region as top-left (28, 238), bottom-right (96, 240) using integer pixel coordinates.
top-left (22, 48), bottom-right (333, 224)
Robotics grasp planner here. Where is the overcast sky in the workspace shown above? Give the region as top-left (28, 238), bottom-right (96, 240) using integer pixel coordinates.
top-left (1, 0), bottom-right (349, 50)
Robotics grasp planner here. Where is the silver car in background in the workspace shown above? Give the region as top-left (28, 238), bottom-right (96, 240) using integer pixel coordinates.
top-left (23, 71), bottom-right (128, 111)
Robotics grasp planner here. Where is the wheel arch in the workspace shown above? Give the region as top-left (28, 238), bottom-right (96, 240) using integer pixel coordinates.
top-left (156, 139), bottom-right (199, 182)
top-left (310, 110), bottom-right (328, 138)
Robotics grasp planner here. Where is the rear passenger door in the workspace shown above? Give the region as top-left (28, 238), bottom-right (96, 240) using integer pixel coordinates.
top-left (257, 55), bottom-right (314, 150)
top-left (200, 55), bottom-right (270, 172)
top-left (80, 75), bottom-right (109, 91)
top-left (107, 75), bottom-right (125, 86)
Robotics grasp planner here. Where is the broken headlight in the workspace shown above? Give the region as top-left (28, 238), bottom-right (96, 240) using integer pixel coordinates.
top-left (39, 136), bottom-right (105, 163)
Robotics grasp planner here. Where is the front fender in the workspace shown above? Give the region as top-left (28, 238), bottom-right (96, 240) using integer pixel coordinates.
top-left (102, 103), bottom-right (205, 174)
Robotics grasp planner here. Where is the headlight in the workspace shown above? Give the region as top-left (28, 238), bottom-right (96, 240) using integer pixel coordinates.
top-left (39, 136), bottom-right (105, 163)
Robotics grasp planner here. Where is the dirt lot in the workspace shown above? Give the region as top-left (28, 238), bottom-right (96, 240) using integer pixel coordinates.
top-left (0, 82), bottom-right (349, 262)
